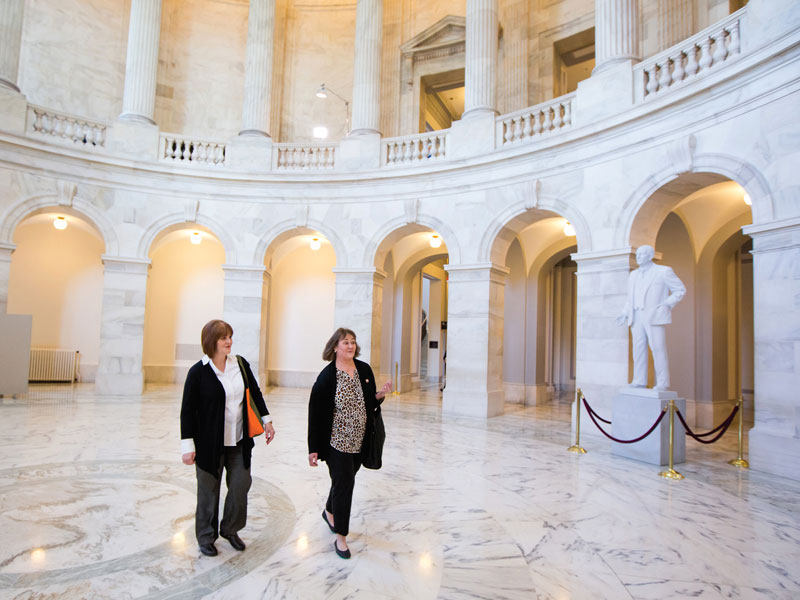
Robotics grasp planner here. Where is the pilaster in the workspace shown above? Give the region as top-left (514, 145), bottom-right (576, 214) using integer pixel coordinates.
top-left (333, 267), bottom-right (386, 374)
top-left (594, 0), bottom-right (640, 73)
top-left (222, 264), bottom-right (267, 378)
top-left (462, 0), bottom-right (498, 119)
top-left (0, 0), bottom-right (24, 93)
top-left (239, 0), bottom-right (276, 138)
top-left (0, 243), bottom-right (15, 314)
top-left (442, 263), bottom-right (508, 418)
top-left (350, 0), bottom-right (383, 136)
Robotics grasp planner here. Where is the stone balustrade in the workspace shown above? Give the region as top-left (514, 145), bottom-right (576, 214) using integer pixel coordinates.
top-left (382, 131), bottom-right (448, 166)
top-left (160, 134), bottom-right (227, 166)
top-left (27, 105), bottom-right (107, 148)
top-left (496, 94), bottom-right (575, 147)
top-left (273, 143), bottom-right (337, 170)
top-left (635, 7), bottom-right (743, 101)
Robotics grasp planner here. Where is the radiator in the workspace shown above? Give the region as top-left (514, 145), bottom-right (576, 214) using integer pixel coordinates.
top-left (29, 348), bottom-right (80, 382)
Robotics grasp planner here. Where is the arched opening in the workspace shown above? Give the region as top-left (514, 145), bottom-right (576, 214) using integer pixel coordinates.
top-left (631, 177), bottom-right (753, 427)
top-left (142, 225), bottom-right (225, 383)
top-left (374, 225), bottom-right (449, 394)
top-left (262, 230), bottom-right (336, 388)
top-left (495, 212), bottom-right (578, 406)
top-left (7, 210), bottom-right (104, 382)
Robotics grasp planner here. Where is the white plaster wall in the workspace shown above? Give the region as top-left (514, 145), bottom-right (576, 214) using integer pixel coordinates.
top-left (18, 0), bottom-right (128, 122)
top-left (267, 241), bottom-right (335, 382)
top-left (7, 214), bottom-right (104, 379)
top-left (142, 230), bottom-right (225, 381)
top-left (502, 238), bottom-right (526, 389)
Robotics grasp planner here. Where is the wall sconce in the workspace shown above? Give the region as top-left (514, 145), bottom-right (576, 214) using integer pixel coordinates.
top-left (742, 192), bottom-right (752, 206)
top-left (563, 221), bottom-right (576, 236)
top-left (190, 232), bottom-right (202, 245)
top-left (429, 234), bottom-right (442, 248)
top-left (315, 83), bottom-right (351, 135)
top-left (313, 126), bottom-right (328, 139)
top-left (310, 237), bottom-right (321, 251)
top-left (53, 216), bottom-right (68, 230)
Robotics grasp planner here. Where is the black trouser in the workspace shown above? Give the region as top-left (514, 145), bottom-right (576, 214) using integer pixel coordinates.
top-left (195, 442), bottom-right (252, 545)
top-left (325, 446), bottom-right (362, 536)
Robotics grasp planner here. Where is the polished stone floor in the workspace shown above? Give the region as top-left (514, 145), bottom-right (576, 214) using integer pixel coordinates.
top-left (0, 383), bottom-right (798, 599)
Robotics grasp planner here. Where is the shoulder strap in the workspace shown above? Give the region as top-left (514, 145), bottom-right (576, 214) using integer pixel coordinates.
top-left (236, 355), bottom-right (250, 391)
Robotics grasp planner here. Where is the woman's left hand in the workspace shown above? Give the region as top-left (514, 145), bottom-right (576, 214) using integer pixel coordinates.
top-left (376, 380), bottom-right (392, 400)
top-left (264, 422), bottom-right (276, 445)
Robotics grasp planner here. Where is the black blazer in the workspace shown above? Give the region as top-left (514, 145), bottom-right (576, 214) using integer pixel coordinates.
top-left (180, 355), bottom-right (270, 475)
top-left (308, 358), bottom-right (379, 462)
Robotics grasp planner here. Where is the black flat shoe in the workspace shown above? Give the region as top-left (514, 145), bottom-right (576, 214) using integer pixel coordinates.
top-left (199, 543), bottom-right (218, 557)
top-left (334, 540), bottom-right (351, 559)
top-left (322, 510), bottom-right (335, 533)
top-left (221, 532), bottom-right (246, 551)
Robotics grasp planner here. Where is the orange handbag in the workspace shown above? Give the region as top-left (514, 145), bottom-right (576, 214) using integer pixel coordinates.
top-left (237, 355), bottom-right (264, 437)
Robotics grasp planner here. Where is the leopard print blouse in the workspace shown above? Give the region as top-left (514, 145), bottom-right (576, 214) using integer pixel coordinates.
top-left (330, 368), bottom-right (367, 453)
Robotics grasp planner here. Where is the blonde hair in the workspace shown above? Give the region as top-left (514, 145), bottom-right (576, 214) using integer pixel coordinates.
top-left (322, 328), bottom-right (360, 361)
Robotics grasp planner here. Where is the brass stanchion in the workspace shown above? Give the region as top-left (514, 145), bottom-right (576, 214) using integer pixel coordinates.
top-left (729, 396), bottom-right (749, 468)
top-left (391, 362), bottom-right (400, 396)
top-left (658, 399), bottom-right (684, 480)
top-left (567, 388), bottom-right (587, 454)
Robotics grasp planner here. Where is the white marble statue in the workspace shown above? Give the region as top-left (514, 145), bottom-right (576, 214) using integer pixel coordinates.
top-left (616, 245), bottom-right (686, 390)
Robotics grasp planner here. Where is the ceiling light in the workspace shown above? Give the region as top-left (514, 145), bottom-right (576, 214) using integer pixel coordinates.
top-left (313, 126), bottom-right (328, 139)
top-left (315, 84), bottom-right (328, 99)
top-left (190, 232), bottom-right (202, 245)
top-left (743, 192), bottom-right (752, 206)
top-left (429, 234), bottom-right (442, 248)
top-left (53, 216), bottom-right (67, 230)
top-left (563, 221), bottom-right (576, 236)
top-left (310, 237), bottom-right (321, 251)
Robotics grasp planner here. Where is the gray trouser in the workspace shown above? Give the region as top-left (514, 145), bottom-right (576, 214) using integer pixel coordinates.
top-left (195, 443), bottom-right (252, 545)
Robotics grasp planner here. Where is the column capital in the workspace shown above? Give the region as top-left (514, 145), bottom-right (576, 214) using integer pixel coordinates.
top-left (445, 262), bottom-right (509, 283)
top-left (332, 266), bottom-right (387, 278)
top-left (0, 242), bottom-right (16, 260)
top-left (101, 255), bottom-right (151, 272)
top-left (222, 263), bottom-right (267, 279)
top-left (571, 248), bottom-right (636, 274)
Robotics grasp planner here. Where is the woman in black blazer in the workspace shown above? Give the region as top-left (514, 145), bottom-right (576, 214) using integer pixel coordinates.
top-left (308, 327), bottom-right (391, 559)
top-left (180, 319), bottom-right (275, 557)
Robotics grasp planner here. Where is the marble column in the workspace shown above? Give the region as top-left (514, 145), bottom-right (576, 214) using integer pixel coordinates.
top-left (463, 0), bottom-right (498, 119)
top-left (119, 0), bottom-right (162, 124)
top-left (0, 0), bottom-right (24, 92)
top-left (658, 0), bottom-right (694, 50)
top-left (742, 220), bottom-right (800, 482)
top-left (0, 243), bottom-right (14, 314)
top-left (240, 0), bottom-right (275, 137)
top-left (594, 0), bottom-right (640, 73)
top-left (571, 249), bottom-right (635, 429)
top-left (442, 263), bottom-right (508, 418)
top-left (222, 265), bottom-right (267, 379)
top-left (95, 257), bottom-right (150, 396)
top-left (350, 0), bottom-right (382, 136)
top-left (333, 267), bottom-right (385, 374)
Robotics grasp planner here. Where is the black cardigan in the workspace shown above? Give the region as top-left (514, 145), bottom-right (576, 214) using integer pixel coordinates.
top-left (180, 355), bottom-right (270, 475)
top-left (308, 358), bottom-right (379, 462)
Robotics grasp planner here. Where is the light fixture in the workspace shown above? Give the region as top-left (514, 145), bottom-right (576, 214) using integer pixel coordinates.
top-left (313, 126), bottom-right (328, 139)
top-left (429, 234), bottom-right (442, 248)
top-left (310, 237), bottom-right (321, 251)
top-left (563, 221), bottom-right (576, 236)
top-left (315, 83), bottom-right (351, 135)
top-left (53, 216), bottom-right (67, 230)
top-left (743, 192), bottom-right (752, 206)
top-left (190, 232), bottom-right (202, 245)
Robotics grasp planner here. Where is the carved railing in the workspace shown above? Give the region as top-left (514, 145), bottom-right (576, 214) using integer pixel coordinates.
top-left (496, 93), bottom-right (575, 147)
top-left (382, 131), bottom-right (447, 166)
top-left (160, 134), bottom-right (227, 166)
top-left (635, 8), bottom-right (744, 101)
top-left (27, 105), bottom-right (108, 148)
top-left (274, 143), bottom-right (337, 170)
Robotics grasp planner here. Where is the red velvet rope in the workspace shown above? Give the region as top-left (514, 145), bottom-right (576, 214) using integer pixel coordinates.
top-left (583, 397), bottom-right (667, 444)
top-left (675, 405), bottom-right (738, 444)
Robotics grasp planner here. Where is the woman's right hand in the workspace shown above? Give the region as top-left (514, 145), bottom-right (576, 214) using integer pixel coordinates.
top-left (308, 452), bottom-right (318, 467)
top-left (182, 452), bottom-right (196, 465)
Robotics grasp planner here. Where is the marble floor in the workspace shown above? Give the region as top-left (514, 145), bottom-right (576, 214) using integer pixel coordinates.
top-left (0, 383), bottom-right (798, 599)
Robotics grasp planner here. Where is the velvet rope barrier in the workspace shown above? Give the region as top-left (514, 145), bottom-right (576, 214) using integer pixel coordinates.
top-left (675, 405), bottom-right (739, 445)
top-left (582, 397), bottom-right (667, 444)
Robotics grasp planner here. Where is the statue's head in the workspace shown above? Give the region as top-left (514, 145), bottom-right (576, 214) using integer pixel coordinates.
top-left (635, 244), bottom-right (655, 266)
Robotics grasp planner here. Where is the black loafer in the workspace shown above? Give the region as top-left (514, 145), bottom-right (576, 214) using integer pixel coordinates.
top-left (334, 540), bottom-right (351, 559)
top-left (221, 532), bottom-right (246, 551)
top-left (322, 510), bottom-right (335, 533)
top-left (199, 543), bottom-right (218, 557)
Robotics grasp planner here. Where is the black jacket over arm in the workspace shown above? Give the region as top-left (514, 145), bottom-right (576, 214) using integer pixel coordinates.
top-left (180, 355), bottom-right (269, 475)
top-left (308, 358), bottom-right (379, 462)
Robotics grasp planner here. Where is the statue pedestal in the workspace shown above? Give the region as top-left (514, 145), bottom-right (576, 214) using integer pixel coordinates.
top-left (611, 387), bottom-right (685, 466)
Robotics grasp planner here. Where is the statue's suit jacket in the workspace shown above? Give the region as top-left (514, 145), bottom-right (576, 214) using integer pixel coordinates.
top-left (621, 263), bottom-right (686, 326)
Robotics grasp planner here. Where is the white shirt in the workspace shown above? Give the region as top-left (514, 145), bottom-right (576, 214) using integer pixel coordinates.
top-left (181, 355), bottom-right (272, 455)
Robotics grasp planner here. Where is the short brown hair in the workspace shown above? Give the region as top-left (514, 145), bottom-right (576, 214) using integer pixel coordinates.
top-left (201, 319), bottom-right (233, 358)
top-left (322, 327), bottom-right (360, 361)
